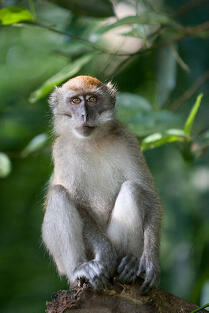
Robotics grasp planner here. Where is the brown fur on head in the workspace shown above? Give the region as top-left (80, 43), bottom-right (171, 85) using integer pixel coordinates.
top-left (62, 75), bottom-right (117, 104)
top-left (49, 75), bottom-right (117, 138)
top-left (63, 76), bottom-right (103, 90)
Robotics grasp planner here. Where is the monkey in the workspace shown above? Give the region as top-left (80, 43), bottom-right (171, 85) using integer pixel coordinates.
top-left (42, 75), bottom-right (162, 293)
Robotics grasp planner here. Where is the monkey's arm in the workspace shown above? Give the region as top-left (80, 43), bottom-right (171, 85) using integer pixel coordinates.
top-left (43, 184), bottom-right (117, 290)
top-left (107, 179), bottom-right (161, 293)
top-left (42, 185), bottom-right (87, 280)
top-left (137, 187), bottom-right (162, 293)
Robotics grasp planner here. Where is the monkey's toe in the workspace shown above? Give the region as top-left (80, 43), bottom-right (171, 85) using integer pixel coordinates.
top-left (73, 260), bottom-right (110, 290)
top-left (117, 255), bottom-right (139, 284)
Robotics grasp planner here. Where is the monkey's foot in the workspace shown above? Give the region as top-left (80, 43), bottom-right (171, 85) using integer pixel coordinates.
top-left (117, 255), bottom-right (138, 284)
top-left (137, 255), bottom-right (160, 294)
top-left (73, 260), bottom-right (110, 290)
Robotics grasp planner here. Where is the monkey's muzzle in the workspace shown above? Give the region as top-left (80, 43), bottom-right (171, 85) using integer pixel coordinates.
top-left (76, 125), bottom-right (96, 137)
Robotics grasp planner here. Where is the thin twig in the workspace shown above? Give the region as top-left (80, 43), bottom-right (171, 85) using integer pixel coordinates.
top-left (146, 0), bottom-right (209, 41)
top-left (13, 21), bottom-right (150, 57)
top-left (173, 0), bottom-right (209, 18)
top-left (170, 45), bottom-right (190, 72)
top-left (154, 21), bottom-right (209, 50)
top-left (14, 16), bottom-right (209, 58)
top-left (170, 69), bottom-right (209, 111)
top-left (18, 22), bottom-right (108, 53)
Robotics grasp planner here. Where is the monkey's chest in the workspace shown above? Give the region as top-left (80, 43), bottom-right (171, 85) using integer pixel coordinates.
top-left (54, 149), bottom-right (124, 226)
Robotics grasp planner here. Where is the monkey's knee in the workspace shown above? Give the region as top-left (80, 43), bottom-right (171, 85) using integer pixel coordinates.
top-left (47, 184), bottom-right (69, 204)
top-left (43, 184), bottom-right (86, 278)
top-left (119, 180), bottom-right (144, 204)
top-left (107, 180), bottom-right (144, 258)
top-left (45, 184), bottom-right (76, 214)
top-left (111, 180), bottom-right (145, 219)
top-left (51, 184), bottom-right (67, 194)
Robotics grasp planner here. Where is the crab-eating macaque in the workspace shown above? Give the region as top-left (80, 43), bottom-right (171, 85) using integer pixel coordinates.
top-left (42, 75), bottom-right (162, 293)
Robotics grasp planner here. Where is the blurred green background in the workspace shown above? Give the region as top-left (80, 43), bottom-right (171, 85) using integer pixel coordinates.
top-left (0, 0), bottom-right (209, 312)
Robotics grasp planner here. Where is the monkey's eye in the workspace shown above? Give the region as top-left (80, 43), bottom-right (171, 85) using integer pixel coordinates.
top-left (88, 96), bottom-right (97, 104)
top-left (72, 97), bottom-right (81, 104)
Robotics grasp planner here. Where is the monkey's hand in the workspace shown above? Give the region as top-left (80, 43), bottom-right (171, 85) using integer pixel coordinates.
top-left (72, 260), bottom-right (110, 290)
top-left (137, 253), bottom-right (160, 294)
top-left (117, 255), bottom-right (139, 284)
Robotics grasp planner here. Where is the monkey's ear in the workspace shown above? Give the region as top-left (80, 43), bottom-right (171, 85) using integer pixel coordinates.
top-left (106, 81), bottom-right (117, 104)
top-left (48, 86), bottom-right (61, 114)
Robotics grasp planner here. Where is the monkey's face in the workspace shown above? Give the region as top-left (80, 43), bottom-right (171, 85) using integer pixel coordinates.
top-left (64, 92), bottom-right (114, 137)
top-left (49, 76), bottom-right (117, 138)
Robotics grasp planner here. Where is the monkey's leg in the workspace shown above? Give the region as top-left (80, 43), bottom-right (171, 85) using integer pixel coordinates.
top-left (42, 185), bottom-right (86, 284)
top-left (107, 181), bottom-right (144, 284)
top-left (73, 209), bottom-right (117, 290)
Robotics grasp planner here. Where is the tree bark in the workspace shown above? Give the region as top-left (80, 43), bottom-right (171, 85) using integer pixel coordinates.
top-left (45, 279), bottom-right (207, 313)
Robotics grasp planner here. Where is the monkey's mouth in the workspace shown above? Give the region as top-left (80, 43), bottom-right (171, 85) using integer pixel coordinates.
top-left (76, 125), bottom-right (96, 137)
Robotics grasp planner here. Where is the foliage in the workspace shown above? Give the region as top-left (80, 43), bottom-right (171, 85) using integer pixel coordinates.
top-left (0, 0), bottom-right (209, 312)
top-left (191, 303), bottom-right (209, 313)
top-left (0, 152), bottom-right (12, 177)
top-left (141, 94), bottom-right (203, 150)
top-left (184, 94), bottom-right (203, 136)
top-left (0, 6), bottom-right (34, 25)
top-left (30, 54), bottom-right (93, 102)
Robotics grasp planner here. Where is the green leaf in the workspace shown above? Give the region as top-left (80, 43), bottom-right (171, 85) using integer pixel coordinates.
top-left (184, 94), bottom-right (203, 136)
top-left (96, 13), bottom-right (174, 35)
top-left (0, 6), bottom-right (34, 25)
top-left (52, 0), bottom-right (114, 17)
top-left (29, 54), bottom-right (93, 102)
top-left (22, 133), bottom-right (48, 157)
top-left (0, 153), bottom-right (12, 178)
top-left (190, 303), bottom-right (209, 313)
top-left (121, 25), bottom-right (146, 39)
top-left (141, 128), bottom-right (187, 151)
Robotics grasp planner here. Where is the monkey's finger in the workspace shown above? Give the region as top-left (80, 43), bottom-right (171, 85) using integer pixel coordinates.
top-left (93, 274), bottom-right (107, 289)
top-left (140, 270), bottom-right (156, 294)
top-left (100, 274), bottom-right (111, 290)
top-left (77, 265), bottom-right (97, 283)
top-left (102, 268), bottom-right (111, 280)
top-left (119, 265), bottom-right (138, 282)
top-left (88, 261), bottom-right (102, 276)
top-left (90, 275), bottom-right (102, 290)
top-left (92, 275), bottom-right (109, 290)
top-left (118, 259), bottom-right (138, 279)
top-left (130, 273), bottom-right (138, 283)
top-left (103, 262), bottom-right (113, 277)
top-left (89, 261), bottom-right (109, 280)
top-left (149, 272), bottom-right (160, 289)
top-left (119, 262), bottom-right (138, 280)
top-left (118, 269), bottom-right (137, 284)
top-left (118, 255), bottom-right (137, 275)
top-left (117, 255), bottom-right (131, 273)
top-left (140, 279), bottom-right (151, 295)
top-left (125, 271), bottom-right (138, 284)
top-left (137, 262), bottom-right (145, 277)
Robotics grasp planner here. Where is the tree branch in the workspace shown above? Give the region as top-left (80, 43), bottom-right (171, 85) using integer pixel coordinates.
top-left (170, 69), bottom-right (209, 110)
top-left (45, 281), bottom-right (208, 313)
top-left (173, 0), bottom-right (209, 18)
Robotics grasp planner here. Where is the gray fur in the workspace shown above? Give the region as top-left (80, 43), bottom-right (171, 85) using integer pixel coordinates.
top-left (42, 76), bottom-right (162, 293)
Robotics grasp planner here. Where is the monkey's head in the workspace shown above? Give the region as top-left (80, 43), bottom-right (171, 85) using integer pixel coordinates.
top-left (49, 75), bottom-right (117, 138)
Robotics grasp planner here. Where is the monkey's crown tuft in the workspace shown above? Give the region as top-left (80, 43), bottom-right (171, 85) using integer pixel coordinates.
top-left (63, 75), bottom-right (104, 90)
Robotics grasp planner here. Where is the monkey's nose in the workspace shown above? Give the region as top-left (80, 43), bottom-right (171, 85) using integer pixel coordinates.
top-left (82, 113), bottom-right (88, 123)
